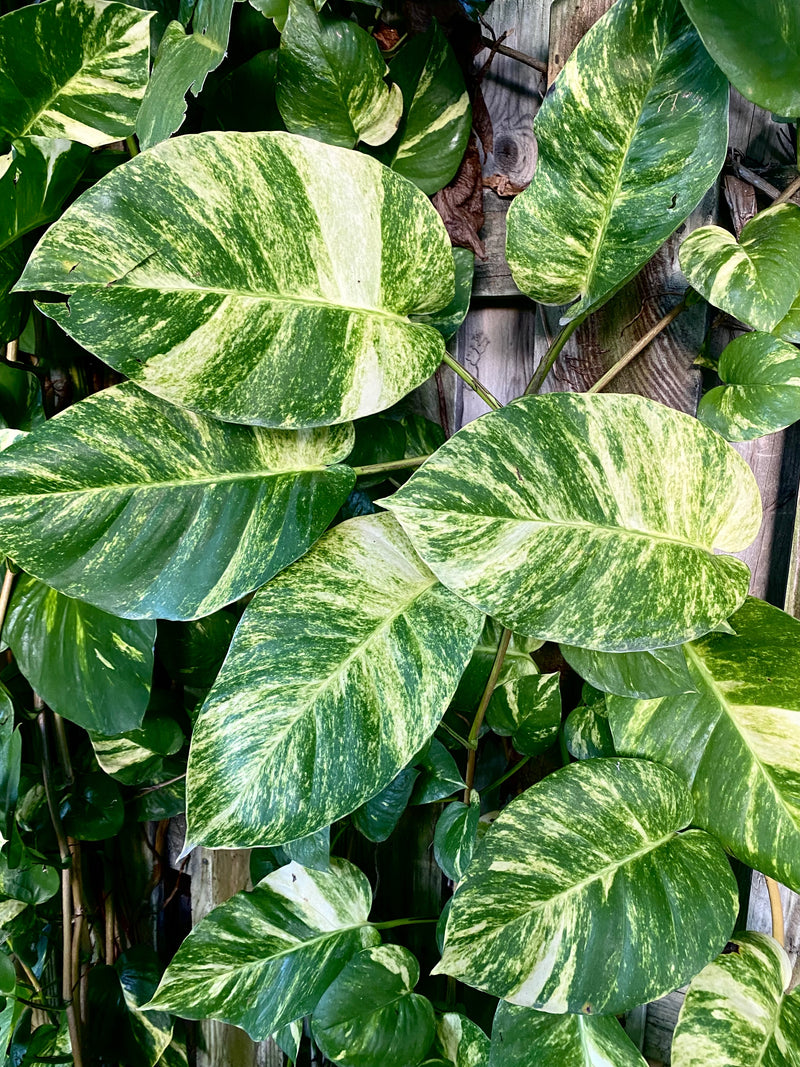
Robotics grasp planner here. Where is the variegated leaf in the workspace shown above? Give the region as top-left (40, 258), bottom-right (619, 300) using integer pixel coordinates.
top-left (384, 393), bottom-right (760, 652)
top-left (5, 573), bottom-right (155, 735)
top-left (452, 618), bottom-right (541, 713)
top-left (414, 248), bottom-right (474, 342)
top-left (0, 243), bottom-right (27, 345)
top-left (434, 758), bottom-right (737, 1015)
top-left (775, 293), bottom-right (800, 344)
top-left (116, 947), bottom-right (174, 1067)
top-left (679, 205), bottom-right (800, 333)
top-left (385, 20), bottom-right (471, 195)
top-left (352, 767), bottom-right (419, 843)
top-left (560, 644), bottom-right (695, 699)
top-left (486, 673), bottom-right (561, 756)
top-left (505, 0), bottom-right (727, 320)
top-left (17, 131), bottom-right (453, 428)
top-left (697, 332), bottom-right (800, 441)
top-left (672, 931), bottom-right (800, 1067)
top-left (147, 859), bottom-right (381, 1040)
top-left (0, 0), bottom-right (152, 147)
top-left (489, 1002), bottom-right (647, 1067)
top-left (311, 945), bottom-right (435, 1067)
top-left (0, 138), bottom-right (89, 253)
top-left (679, 0), bottom-right (800, 116)
top-left (276, 0), bottom-right (402, 149)
top-left (434, 1013), bottom-right (489, 1067)
top-left (608, 597), bottom-right (800, 890)
top-left (186, 513), bottom-right (484, 848)
top-left (0, 383), bottom-right (354, 620)
top-left (563, 693), bottom-right (616, 760)
top-left (434, 793), bottom-right (480, 882)
top-left (91, 712), bottom-right (183, 786)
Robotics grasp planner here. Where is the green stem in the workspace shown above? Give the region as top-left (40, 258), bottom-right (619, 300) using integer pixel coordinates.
top-left (370, 917), bottom-right (439, 930)
top-left (125, 135), bottom-right (139, 157)
top-left (483, 755), bottom-right (531, 795)
top-left (441, 353), bottom-right (502, 411)
top-left (351, 455), bottom-right (431, 478)
top-left (525, 314), bottom-right (585, 395)
top-left (437, 720), bottom-right (477, 751)
top-left (464, 628), bottom-right (512, 803)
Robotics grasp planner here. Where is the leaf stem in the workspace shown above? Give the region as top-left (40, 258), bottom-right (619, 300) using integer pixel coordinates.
top-left (131, 773), bottom-right (186, 800)
top-left (464, 628), bottom-right (512, 803)
top-left (0, 567), bottom-right (16, 643)
top-left (441, 353), bottom-right (502, 411)
top-left (350, 455), bottom-right (432, 478)
top-left (483, 755), bottom-right (530, 795)
top-left (125, 135), bottom-right (139, 157)
top-left (437, 720), bottom-right (477, 751)
top-left (765, 876), bottom-right (785, 946)
top-left (525, 314), bottom-right (584, 395)
top-left (586, 300), bottom-right (687, 394)
top-left (370, 917), bottom-right (439, 930)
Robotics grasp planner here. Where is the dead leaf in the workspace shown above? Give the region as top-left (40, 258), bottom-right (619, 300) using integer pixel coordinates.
top-left (484, 173), bottom-right (528, 197)
top-left (432, 133), bottom-right (486, 258)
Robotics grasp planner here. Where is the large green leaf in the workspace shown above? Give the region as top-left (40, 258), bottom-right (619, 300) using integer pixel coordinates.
top-left (384, 393), bottom-right (761, 652)
top-left (0, 383), bottom-right (354, 619)
top-left (5, 573), bottom-right (155, 735)
top-left (679, 0), bottom-right (800, 116)
top-left (0, 243), bottom-right (27, 345)
top-left (489, 1002), bottom-right (647, 1067)
top-left (311, 945), bottom-right (435, 1067)
top-left (434, 793), bottom-right (480, 882)
top-left (0, 0), bottom-right (152, 147)
top-left (434, 758), bottom-right (737, 1015)
top-left (679, 205), bottom-right (800, 333)
top-left (0, 138), bottom-right (89, 253)
top-left (608, 597), bottom-right (800, 890)
top-left (697, 332), bottom-right (800, 441)
top-left (385, 20), bottom-right (471, 195)
top-left (276, 0), bottom-right (402, 149)
top-left (560, 644), bottom-right (695, 699)
top-left (147, 859), bottom-right (381, 1040)
top-left (672, 931), bottom-right (800, 1067)
top-left (16, 131), bottom-right (453, 429)
top-left (505, 0), bottom-right (727, 320)
top-left (186, 512), bottom-right (483, 847)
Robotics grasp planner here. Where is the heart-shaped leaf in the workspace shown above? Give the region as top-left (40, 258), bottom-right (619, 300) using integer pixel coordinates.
top-left (672, 932), bottom-right (800, 1067)
top-left (608, 597), bottom-right (800, 890)
top-left (697, 331), bottom-right (800, 441)
top-left (563, 691), bottom-right (616, 760)
top-left (384, 393), bottom-right (761, 651)
top-left (434, 793), bottom-right (480, 882)
top-left (434, 758), bottom-right (737, 1015)
top-left (506, 0), bottom-right (727, 319)
top-left (0, 383), bottom-right (354, 619)
top-left (5, 574), bottom-right (155, 735)
top-left (679, 0), bottom-right (800, 116)
top-left (148, 859), bottom-right (380, 1040)
top-left (486, 674), bottom-right (561, 756)
top-left (434, 1013), bottom-right (489, 1067)
top-left (679, 205), bottom-right (800, 333)
top-left (0, 0), bottom-right (152, 147)
top-left (16, 131), bottom-right (454, 428)
top-left (560, 645), bottom-right (695, 699)
top-left (489, 1002), bottom-right (647, 1067)
top-left (186, 513), bottom-right (483, 848)
top-left (277, 0), bottom-right (402, 149)
top-left (311, 945), bottom-right (435, 1067)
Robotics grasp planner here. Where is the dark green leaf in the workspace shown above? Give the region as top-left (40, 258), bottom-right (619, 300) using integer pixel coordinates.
top-left (410, 739), bottom-right (464, 805)
top-left (352, 766), bottom-right (419, 843)
top-left (60, 772), bottom-right (124, 841)
top-left (434, 793), bottom-right (479, 882)
top-left (6, 573), bottom-right (155, 735)
top-left (0, 853), bottom-right (58, 905)
top-left (311, 945), bottom-right (436, 1067)
top-left (0, 138), bottom-right (89, 253)
top-left (486, 673), bottom-right (561, 756)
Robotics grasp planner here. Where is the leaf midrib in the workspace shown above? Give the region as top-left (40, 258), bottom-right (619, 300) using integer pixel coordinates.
top-left (683, 644), bottom-right (800, 834)
top-left (0, 462), bottom-right (347, 499)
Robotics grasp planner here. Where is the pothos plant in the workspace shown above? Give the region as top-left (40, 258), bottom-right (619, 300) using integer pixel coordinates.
top-left (0, 0), bottom-right (798, 1063)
